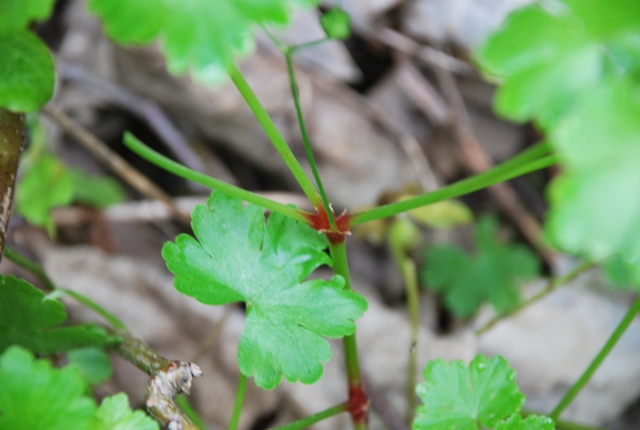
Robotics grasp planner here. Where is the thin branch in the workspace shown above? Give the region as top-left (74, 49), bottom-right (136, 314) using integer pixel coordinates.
top-left (41, 105), bottom-right (191, 225)
top-left (0, 110), bottom-right (26, 261)
top-left (117, 331), bottom-right (203, 430)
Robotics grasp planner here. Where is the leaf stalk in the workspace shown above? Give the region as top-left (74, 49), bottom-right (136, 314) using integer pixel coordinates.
top-left (123, 133), bottom-right (312, 224)
top-left (284, 50), bottom-right (336, 230)
top-left (269, 402), bottom-right (349, 430)
top-left (227, 63), bottom-right (320, 205)
top-left (352, 147), bottom-right (557, 225)
top-left (228, 373), bottom-right (247, 430)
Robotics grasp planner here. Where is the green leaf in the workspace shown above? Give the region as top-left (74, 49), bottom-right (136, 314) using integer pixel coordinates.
top-left (475, 0), bottom-right (640, 128)
top-left (0, 274), bottom-right (111, 354)
top-left (95, 393), bottom-right (159, 430)
top-left (0, 346), bottom-right (96, 430)
top-left (69, 169), bottom-right (126, 208)
top-left (162, 192), bottom-right (367, 389)
top-left (16, 153), bottom-right (73, 233)
top-left (421, 216), bottom-right (539, 318)
top-left (321, 7), bottom-right (351, 40)
top-left (89, 0), bottom-right (320, 83)
top-left (495, 414), bottom-right (555, 430)
top-left (68, 347), bottom-right (113, 386)
top-left (0, 30), bottom-right (55, 112)
top-left (413, 355), bottom-right (525, 430)
top-left (545, 79), bottom-right (640, 262)
top-left (0, 0), bottom-right (57, 32)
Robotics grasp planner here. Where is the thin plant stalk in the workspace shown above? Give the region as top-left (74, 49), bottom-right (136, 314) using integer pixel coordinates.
top-left (176, 395), bottom-right (207, 430)
top-left (227, 63), bottom-right (321, 206)
top-left (270, 402), bottom-right (349, 430)
top-left (550, 294), bottom-right (640, 420)
top-left (3, 246), bottom-right (56, 291)
top-left (330, 241), bottom-right (368, 430)
top-left (228, 373), bottom-right (248, 430)
top-left (476, 261), bottom-right (596, 335)
top-left (388, 220), bottom-right (420, 425)
top-left (284, 50), bottom-right (336, 229)
top-left (123, 133), bottom-right (312, 224)
top-left (352, 154), bottom-right (557, 225)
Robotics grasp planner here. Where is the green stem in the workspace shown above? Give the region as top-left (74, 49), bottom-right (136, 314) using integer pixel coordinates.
top-left (3, 246), bottom-right (56, 292)
top-left (290, 38), bottom-right (331, 53)
top-left (227, 63), bottom-right (320, 205)
top-left (228, 373), bottom-right (247, 430)
top-left (284, 50), bottom-right (336, 229)
top-left (123, 133), bottom-right (312, 224)
top-left (352, 152), bottom-right (557, 225)
top-left (388, 221), bottom-right (419, 425)
top-left (476, 261), bottom-right (596, 335)
top-left (176, 395), bottom-right (208, 430)
top-left (550, 294), bottom-right (640, 420)
top-left (62, 288), bottom-right (128, 331)
top-left (269, 402), bottom-right (349, 430)
top-left (330, 241), bottom-right (367, 430)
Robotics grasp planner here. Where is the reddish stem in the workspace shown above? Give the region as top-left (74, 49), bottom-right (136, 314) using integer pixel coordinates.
top-left (304, 205), bottom-right (352, 244)
top-left (348, 384), bottom-right (370, 425)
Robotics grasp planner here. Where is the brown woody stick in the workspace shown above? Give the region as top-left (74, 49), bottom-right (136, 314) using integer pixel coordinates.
top-left (0, 109), bottom-right (26, 261)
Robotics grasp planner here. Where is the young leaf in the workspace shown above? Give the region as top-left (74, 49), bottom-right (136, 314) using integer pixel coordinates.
top-left (414, 355), bottom-right (525, 429)
top-left (421, 216), bottom-right (539, 317)
top-left (16, 153), bottom-right (74, 232)
top-left (95, 393), bottom-right (159, 430)
top-left (545, 80), bottom-right (640, 263)
top-left (0, 30), bottom-right (55, 112)
top-left (321, 7), bottom-right (351, 40)
top-left (162, 192), bottom-right (367, 389)
top-left (0, 346), bottom-right (96, 430)
top-left (475, 0), bottom-right (640, 129)
top-left (89, 0), bottom-right (321, 83)
top-left (495, 414), bottom-right (555, 430)
top-left (68, 347), bottom-right (113, 386)
top-left (0, 0), bottom-right (57, 32)
top-left (0, 274), bottom-right (111, 354)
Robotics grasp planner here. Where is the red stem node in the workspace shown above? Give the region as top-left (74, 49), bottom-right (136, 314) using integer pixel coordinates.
top-left (348, 384), bottom-right (370, 425)
top-left (304, 206), bottom-right (352, 244)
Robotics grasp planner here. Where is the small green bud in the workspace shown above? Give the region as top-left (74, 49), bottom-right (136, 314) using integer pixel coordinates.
top-left (321, 7), bottom-right (350, 40)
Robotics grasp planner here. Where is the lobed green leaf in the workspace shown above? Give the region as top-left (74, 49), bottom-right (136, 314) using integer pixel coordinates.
top-left (163, 192), bottom-right (367, 389)
top-left (89, 0), bottom-right (321, 83)
top-left (421, 216), bottom-right (539, 317)
top-left (0, 346), bottom-right (96, 430)
top-left (0, 30), bottom-right (55, 112)
top-left (0, 275), bottom-right (111, 354)
top-left (0, 0), bottom-right (57, 33)
top-left (68, 347), bottom-right (113, 386)
top-left (413, 355), bottom-right (525, 430)
top-left (16, 153), bottom-right (74, 232)
top-left (95, 393), bottom-right (159, 430)
top-left (475, 0), bottom-right (640, 129)
top-left (495, 414), bottom-right (555, 430)
top-left (545, 80), bottom-right (640, 263)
